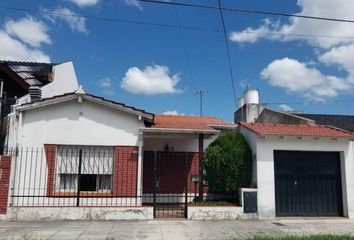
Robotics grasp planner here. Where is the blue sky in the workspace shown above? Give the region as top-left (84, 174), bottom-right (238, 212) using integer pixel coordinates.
top-left (1, 0), bottom-right (354, 121)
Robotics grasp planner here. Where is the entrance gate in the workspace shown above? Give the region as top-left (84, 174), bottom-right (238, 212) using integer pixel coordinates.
top-left (143, 151), bottom-right (193, 218)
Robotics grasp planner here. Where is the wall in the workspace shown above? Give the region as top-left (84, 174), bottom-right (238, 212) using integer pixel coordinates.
top-left (256, 108), bottom-right (315, 125)
top-left (41, 62), bottom-right (79, 99)
top-left (18, 99), bottom-right (144, 147)
top-left (6, 207), bottom-right (153, 221)
top-left (234, 104), bottom-right (263, 123)
top-left (143, 134), bottom-right (218, 152)
top-left (0, 156), bottom-right (11, 215)
top-left (17, 61), bottom-right (79, 104)
top-left (241, 129), bottom-right (354, 220)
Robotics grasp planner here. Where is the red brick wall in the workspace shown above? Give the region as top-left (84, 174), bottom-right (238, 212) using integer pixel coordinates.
top-left (0, 156), bottom-right (12, 214)
top-left (113, 146), bottom-right (138, 197)
top-left (44, 144), bottom-right (57, 196)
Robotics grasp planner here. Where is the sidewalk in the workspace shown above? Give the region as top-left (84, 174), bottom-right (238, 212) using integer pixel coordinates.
top-left (1, 219), bottom-right (354, 240)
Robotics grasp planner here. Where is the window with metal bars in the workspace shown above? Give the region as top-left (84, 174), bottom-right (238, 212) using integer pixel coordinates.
top-left (56, 145), bottom-right (114, 193)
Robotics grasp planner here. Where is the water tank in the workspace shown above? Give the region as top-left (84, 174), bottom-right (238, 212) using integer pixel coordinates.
top-left (28, 86), bottom-right (42, 102)
top-left (237, 97), bottom-right (244, 109)
top-left (243, 89), bottom-right (259, 105)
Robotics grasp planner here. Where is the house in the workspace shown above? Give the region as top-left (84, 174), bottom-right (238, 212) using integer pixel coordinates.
top-left (236, 89), bottom-right (354, 220)
top-left (0, 87), bottom-right (235, 220)
top-left (0, 61), bottom-right (79, 150)
top-left (0, 60), bottom-right (78, 104)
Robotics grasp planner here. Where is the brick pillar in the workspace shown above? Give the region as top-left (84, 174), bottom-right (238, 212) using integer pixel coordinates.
top-left (44, 144), bottom-right (57, 196)
top-left (113, 146), bottom-right (138, 197)
top-left (0, 156), bottom-right (12, 214)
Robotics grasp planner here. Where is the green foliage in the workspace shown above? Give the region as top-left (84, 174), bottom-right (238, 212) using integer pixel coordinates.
top-left (204, 131), bottom-right (252, 194)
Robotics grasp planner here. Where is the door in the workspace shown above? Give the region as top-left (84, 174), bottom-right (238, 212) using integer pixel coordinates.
top-left (143, 151), bottom-right (190, 218)
top-left (274, 151), bottom-right (343, 217)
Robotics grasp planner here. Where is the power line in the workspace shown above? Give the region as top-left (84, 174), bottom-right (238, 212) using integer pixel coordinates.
top-left (233, 30), bottom-right (354, 40)
top-left (217, 0), bottom-right (237, 106)
top-left (138, 0), bottom-right (354, 24)
top-left (0, 6), bottom-right (222, 33)
top-left (3, 5), bottom-right (354, 40)
top-left (173, 6), bottom-right (199, 108)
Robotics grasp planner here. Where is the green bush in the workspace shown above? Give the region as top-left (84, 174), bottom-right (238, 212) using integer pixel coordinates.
top-left (204, 131), bottom-right (252, 195)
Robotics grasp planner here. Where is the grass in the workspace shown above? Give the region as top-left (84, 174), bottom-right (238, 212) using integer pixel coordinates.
top-left (244, 235), bottom-right (354, 240)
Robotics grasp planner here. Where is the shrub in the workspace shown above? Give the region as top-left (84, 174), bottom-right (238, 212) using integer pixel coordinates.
top-left (204, 131), bottom-right (252, 195)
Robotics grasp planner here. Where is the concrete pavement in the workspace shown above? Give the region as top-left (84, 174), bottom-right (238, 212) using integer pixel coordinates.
top-left (0, 218), bottom-right (354, 240)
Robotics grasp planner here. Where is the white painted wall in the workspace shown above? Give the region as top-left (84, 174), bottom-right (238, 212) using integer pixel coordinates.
top-left (143, 134), bottom-right (220, 152)
top-left (18, 99), bottom-right (144, 147)
top-left (17, 61), bottom-right (79, 104)
top-left (8, 98), bottom-right (146, 208)
top-left (240, 127), bottom-right (354, 220)
top-left (41, 62), bottom-right (79, 99)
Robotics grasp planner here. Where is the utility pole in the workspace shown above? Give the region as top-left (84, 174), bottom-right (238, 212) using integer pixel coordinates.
top-left (196, 90), bottom-right (207, 116)
top-left (196, 90), bottom-right (207, 201)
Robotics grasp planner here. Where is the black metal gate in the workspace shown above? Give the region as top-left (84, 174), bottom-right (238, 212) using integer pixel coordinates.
top-left (274, 151), bottom-right (343, 217)
top-left (143, 151), bottom-right (190, 218)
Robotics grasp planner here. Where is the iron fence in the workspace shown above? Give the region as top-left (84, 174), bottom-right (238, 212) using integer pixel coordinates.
top-left (3, 147), bottom-right (240, 217)
top-left (7, 146), bottom-right (143, 207)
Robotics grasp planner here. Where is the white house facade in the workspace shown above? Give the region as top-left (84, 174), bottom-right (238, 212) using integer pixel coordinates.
top-left (240, 122), bottom-right (354, 220)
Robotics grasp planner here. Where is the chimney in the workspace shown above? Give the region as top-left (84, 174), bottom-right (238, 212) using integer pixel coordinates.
top-left (28, 86), bottom-right (42, 102)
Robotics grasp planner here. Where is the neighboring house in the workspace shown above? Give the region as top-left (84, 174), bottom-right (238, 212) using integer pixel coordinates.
top-left (239, 121), bottom-right (354, 219)
top-left (235, 90), bottom-right (354, 220)
top-left (0, 61), bottom-right (79, 150)
top-left (0, 60), bottom-right (78, 104)
top-left (0, 87), bottom-right (235, 220)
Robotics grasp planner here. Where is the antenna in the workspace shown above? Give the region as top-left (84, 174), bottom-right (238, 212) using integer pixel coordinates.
top-left (196, 90), bottom-right (208, 116)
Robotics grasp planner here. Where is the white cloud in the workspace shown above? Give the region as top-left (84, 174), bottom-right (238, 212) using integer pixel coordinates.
top-left (121, 65), bottom-right (181, 95)
top-left (123, 0), bottom-right (143, 10)
top-left (71, 0), bottom-right (100, 7)
top-left (0, 30), bottom-right (50, 62)
top-left (99, 77), bottom-right (112, 88)
top-left (261, 57), bottom-right (351, 100)
top-left (229, 19), bottom-right (279, 44)
top-left (122, 0), bottom-right (170, 10)
top-left (162, 110), bottom-right (182, 115)
top-left (229, 0), bottom-right (354, 49)
top-left (319, 44), bottom-right (354, 77)
top-left (4, 16), bottom-right (51, 47)
top-left (229, 0), bottom-right (354, 101)
top-left (98, 77), bottom-right (114, 96)
top-left (47, 7), bottom-right (87, 34)
top-left (279, 104), bottom-right (294, 112)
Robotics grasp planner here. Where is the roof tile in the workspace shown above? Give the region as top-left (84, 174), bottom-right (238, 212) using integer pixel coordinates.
top-left (240, 122), bottom-right (353, 138)
top-left (151, 115), bottom-right (236, 131)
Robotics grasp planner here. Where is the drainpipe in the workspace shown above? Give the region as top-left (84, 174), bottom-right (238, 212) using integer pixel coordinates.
top-left (198, 133), bottom-right (204, 201)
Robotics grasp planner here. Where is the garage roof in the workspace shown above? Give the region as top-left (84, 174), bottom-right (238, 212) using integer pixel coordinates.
top-left (240, 122), bottom-right (353, 138)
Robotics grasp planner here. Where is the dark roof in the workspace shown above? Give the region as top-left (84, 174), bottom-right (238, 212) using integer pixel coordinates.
top-left (296, 114), bottom-right (354, 133)
top-left (0, 60), bottom-right (56, 86)
top-left (17, 90), bottom-right (155, 121)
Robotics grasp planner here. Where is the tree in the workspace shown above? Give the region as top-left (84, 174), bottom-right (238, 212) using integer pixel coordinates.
top-left (204, 131), bottom-right (252, 195)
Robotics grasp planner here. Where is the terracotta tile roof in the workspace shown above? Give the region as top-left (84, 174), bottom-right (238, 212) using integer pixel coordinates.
top-left (151, 115), bottom-right (236, 131)
top-left (240, 122), bottom-right (353, 138)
